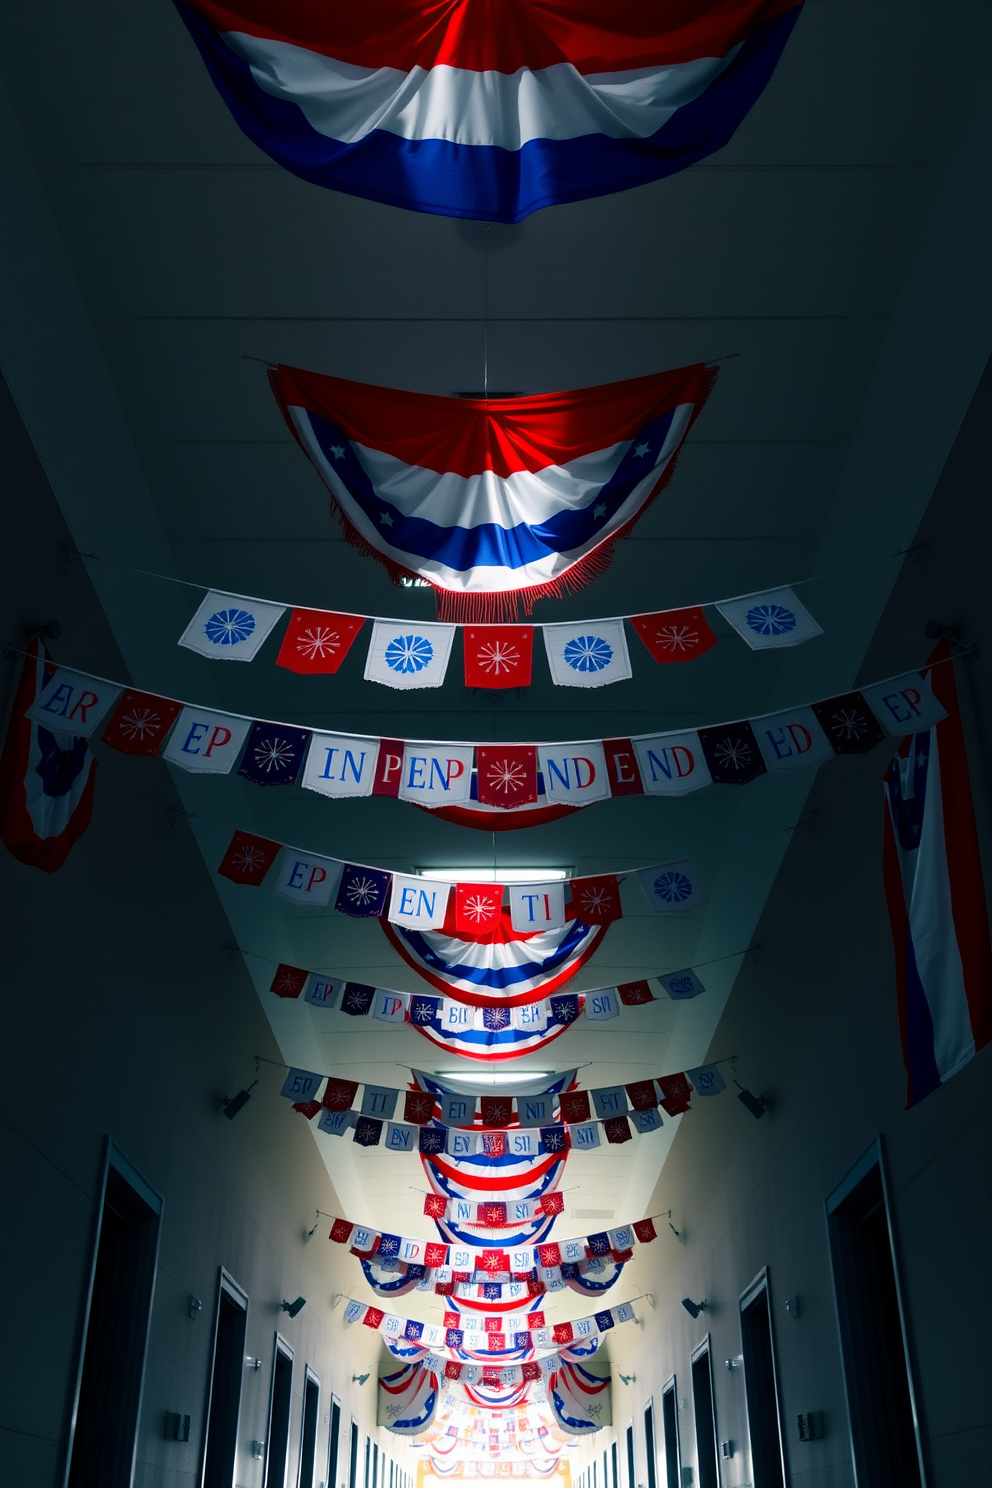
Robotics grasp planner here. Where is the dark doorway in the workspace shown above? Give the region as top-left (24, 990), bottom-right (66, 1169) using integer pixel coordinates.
top-left (202, 1273), bottom-right (249, 1488)
top-left (739, 1273), bottom-right (785, 1488)
top-left (65, 1145), bottom-right (162, 1488)
top-left (611, 1438), bottom-right (619, 1488)
top-left (827, 1145), bottom-right (925, 1488)
top-left (326, 1398), bottom-right (341, 1488)
top-left (661, 1379), bottom-right (680, 1488)
top-left (348, 1420), bottom-right (359, 1488)
top-left (691, 1344), bottom-right (719, 1488)
top-left (625, 1422), bottom-right (635, 1488)
top-left (298, 1369), bottom-right (319, 1488)
top-left (265, 1339), bottom-right (294, 1488)
top-left (644, 1403), bottom-right (658, 1488)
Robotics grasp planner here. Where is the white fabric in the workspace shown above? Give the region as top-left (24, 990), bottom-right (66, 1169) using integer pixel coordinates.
top-left (365, 620), bottom-right (455, 689)
top-left (637, 859), bottom-right (707, 913)
top-left (389, 874), bottom-right (451, 930)
top-left (27, 668), bottom-right (120, 737)
top-left (179, 590), bottom-right (285, 661)
top-left (863, 673), bottom-right (947, 735)
top-left (657, 969), bottom-right (705, 1000)
top-left (163, 707), bottom-right (250, 774)
top-left (633, 730), bottom-right (712, 795)
top-left (584, 988), bottom-right (620, 1021)
top-left (570, 1123), bottom-right (601, 1150)
top-left (373, 990), bottom-right (409, 1022)
top-left (305, 975), bottom-right (343, 1008)
top-left (686, 1064), bottom-right (727, 1095)
top-left (754, 706), bottom-right (833, 771)
top-left (301, 731), bottom-right (379, 796)
top-left (716, 587), bottom-right (822, 650)
top-left (592, 1086), bottom-right (627, 1119)
top-left (275, 850), bottom-right (342, 906)
top-left (538, 742), bottom-right (610, 803)
top-left (279, 1068), bottom-right (323, 1102)
top-left (508, 881), bottom-right (566, 932)
top-left (397, 743), bottom-right (474, 804)
top-left (362, 1085), bottom-right (399, 1119)
top-left (543, 619), bottom-right (632, 689)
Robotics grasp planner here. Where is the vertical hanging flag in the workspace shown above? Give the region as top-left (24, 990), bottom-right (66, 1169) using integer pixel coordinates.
top-left (638, 861), bottom-right (707, 913)
top-left (275, 608), bottom-right (364, 674)
top-left (101, 689), bottom-right (182, 756)
top-left (882, 645), bottom-right (991, 1106)
top-left (0, 642), bottom-right (97, 872)
top-left (365, 621), bottom-right (455, 689)
top-left (26, 668), bottom-right (121, 738)
top-left (630, 607), bottom-right (717, 664)
top-left (543, 621), bottom-right (631, 689)
top-left (179, 591), bottom-right (286, 660)
top-left (464, 627), bottom-right (533, 689)
top-left (476, 747), bottom-right (538, 808)
top-left (715, 588), bottom-right (822, 650)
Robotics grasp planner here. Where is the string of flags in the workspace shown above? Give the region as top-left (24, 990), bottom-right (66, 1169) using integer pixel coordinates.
top-left (176, 582), bottom-right (822, 685)
top-left (25, 660), bottom-right (948, 827)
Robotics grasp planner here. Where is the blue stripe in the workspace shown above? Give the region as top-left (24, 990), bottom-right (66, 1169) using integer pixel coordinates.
top-left (303, 410), bottom-right (677, 574)
top-left (398, 921), bottom-right (596, 990)
top-left (176, 4), bottom-right (801, 222)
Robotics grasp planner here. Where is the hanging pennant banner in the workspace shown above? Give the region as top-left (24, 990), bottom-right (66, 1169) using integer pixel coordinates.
top-left (26, 668), bottom-right (121, 738)
top-left (269, 363), bottom-right (716, 618)
top-left (542, 621), bottom-right (632, 690)
top-left (633, 731), bottom-right (710, 796)
top-left (476, 747), bottom-right (539, 808)
top-left (716, 587), bottom-right (823, 650)
top-left (237, 721), bottom-right (311, 786)
top-left (102, 689), bottom-right (183, 756)
top-left (629, 607), bottom-right (718, 664)
top-left (175, 1), bottom-right (803, 224)
top-left (301, 732), bottom-right (380, 797)
top-left (179, 590), bottom-right (286, 661)
top-left (275, 608), bottom-right (364, 674)
top-left (464, 627), bottom-right (534, 689)
top-left (389, 875), bottom-right (452, 931)
top-left (397, 745), bottom-right (474, 806)
top-left (365, 620), bottom-right (456, 689)
top-left (275, 850), bottom-right (343, 907)
top-left (637, 861), bottom-right (707, 914)
top-left (538, 745), bottom-right (610, 805)
top-left (754, 706), bottom-right (833, 772)
top-left (862, 673), bottom-right (947, 736)
top-left (162, 707), bottom-right (251, 774)
top-left (508, 884), bottom-right (566, 935)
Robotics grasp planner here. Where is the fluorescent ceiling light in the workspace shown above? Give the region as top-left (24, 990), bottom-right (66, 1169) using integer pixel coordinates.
top-left (433, 1070), bottom-right (552, 1085)
top-left (416, 867), bottom-right (570, 883)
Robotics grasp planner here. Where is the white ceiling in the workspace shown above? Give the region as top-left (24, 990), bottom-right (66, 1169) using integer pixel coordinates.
top-left (1, 0), bottom-right (991, 1282)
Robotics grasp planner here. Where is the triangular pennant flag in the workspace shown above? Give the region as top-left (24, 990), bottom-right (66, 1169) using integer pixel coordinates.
top-left (275, 608), bottom-right (364, 674)
top-left (179, 591), bottom-right (286, 661)
top-left (464, 627), bottom-right (534, 689)
top-left (630, 606), bottom-right (717, 664)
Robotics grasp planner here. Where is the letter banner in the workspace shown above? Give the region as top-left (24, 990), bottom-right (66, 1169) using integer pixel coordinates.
top-left (174, 1), bottom-right (803, 224)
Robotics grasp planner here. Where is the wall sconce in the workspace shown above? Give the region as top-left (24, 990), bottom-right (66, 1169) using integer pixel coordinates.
top-left (681, 1298), bottom-right (707, 1319)
top-left (189, 1297), bottom-right (202, 1321)
top-left (282, 1297), bottom-right (307, 1319)
top-left (353, 1373), bottom-right (371, 1386)
top-left (618, 1374), bottom-right (636, 1386)
top-left (222, 1080), bottom-right (257, 1120)
top-left (785, 1296), bottom-right (801, 1321)
top-left (251, 1441), bottom-right (266, 1460)
top-left (734, 1080), bottom-right (767, 1119)
top-left (246, 1356), bottom-right (263, 1372)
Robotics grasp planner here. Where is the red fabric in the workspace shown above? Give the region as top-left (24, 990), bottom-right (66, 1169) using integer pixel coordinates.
top-left (275, 607), bottom-right (363, 674)
top-left (425, 1242), bottom-right (449, 1267)
top-left (527, 1278), bottom-right (546, 1297)
top-left (529, 1312), bottom-right (546, 1329)
top-left (603, 1116), bottom-right (632, 1144)
top-left (292, 1099), bottom-right (321, 1118)
top-left (657, 1073), bottom-right (693, 1115)
top-left (481, 1202), bottom-right (508, 1227)
top-left (522, 1362), bottom-right (541, 1382)
top-left (217, 829), bottom-right (280, 884)
top-left (464, 626), bottom-right (534, 689)
top-left (419, 799), bottom-right (578, 832)
top-left (633, 1218), bottom-right (657, 1244)
top-left (618, 979), bottom-right (654, 1006)
top-left (270, 963), bottom-right (308, 998)
top-left (362, 1307), bottom-right (384, 1329)
top-left (452, 1271), bottom-right (471, 1284)
top-left (540, 1191), bottom-right (565, 1217)
top-left (603, 737), bottom-right (644, 796)
top-left (625, 1079), bottom-right (659, 1111)
top-left (481, 1132), bottom-right (506, 1156)
top-left (567, 874), bottom-right (623, 925)
top-left (487, 1333), bottom-right (506, 1352)
top-left (481, 1250), bottom-right (509, 1273)
top-left (558, 1090), bottom-right (591, 1124)
top-left (537, 1243), bottom-right (561, 1268)
top-left (443, 1311), bottom-right (460, 1329)
top-left (406, 1090), bottom-right (437, 1125)
top-left (445, 1361), bottom-right (463, 1381)
top-left (329, 1218), bottom-right (353, 1243)
top-left (322, 1077), bottom-right (359, 1111)
top-left (630, 606), bottom-right (717, 664)
top-left (484, 1316), bottom-right (503, 1333)
top-left (101, 688), bottom-right (182, 755)
top-left (552, 1323), bottom-right (573, 1345)
top-left (423, 1193), bottom-right (447, 1218)
top-left (372, 738), bottom-right (405, 797)
top-left (611, 1247), bottom-right (634, 1262)
top-left (476, 746), bottom-right (538, 807)
top-left (455, 882), bottom-right (504, 934)
top-left (435, 1281), bottom-right (454, 1296)
top-left (480, 1096), bottom-right (513, 1128)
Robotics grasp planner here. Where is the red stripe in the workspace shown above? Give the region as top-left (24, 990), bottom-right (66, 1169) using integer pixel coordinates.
top-left (189, 0), bottom-right (801, 75)
top-left (882, 788), bottom-right (914, 1107)
top-left (272, 363), bottom-right (713, 477)
top-left (426, 1154), bottom-right (559, 1191)
top-left (926, 644), bottom-right (992, 1049)
top-left (419, 801), bottom-right (579, 832)
top-left (413, 1021), bottom-right (573, 1062)
top-left (381, 918), bottom-right (602, 1004)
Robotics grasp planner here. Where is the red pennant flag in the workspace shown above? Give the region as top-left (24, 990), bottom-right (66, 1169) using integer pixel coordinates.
top-left (481, 1132), bottom-right (506, 1158)
top-left (452, 1271), bottom-right (471, 1284)
top-left (270, 963), bottom-right (308, 999)
top-left (275, 608), bottom-right (364, 674)
top-left (330, 1218), bottom-right (353, 1244)
top-left (322, 1077), bottom-right (359, 1111)
top-left (405, 1090), bottom-right (437, 1125)
top-left (362, 1307), bottom-right (384, 1329)
top-left (487, 1333), bottom-right (506, 1351)
top-left (424, 1243), bottom-right (449, 1268)
top-left (537, 1243), bottom-right (561, 1268)
top-left (101, 688), bottom-right (182, 756)
top-left (603, 1115), bottom-right (632, 1144)
top-left (528, 1311), bottom-right (546, 1330)
top-left (633, 1218), bottom-right (657, 1244)
top-left (484, 1316), bottom-right (503, 1333)
top-left (480, 1096), bottom-right (513, 1129)
top-left (527, 1277), bottom-right (546, 1297)
top-left (423, 1193), bottom-right (447, 1219)
top-left (540, 1191), bottom-right (565, 1217)
top-left (445, 1360), bottom-right (463, 1381)
top-left (630, 606), bottom-right (717, 664)
top-left (522, 1362), bottom-right (541, 1382)
top-left (482, 1371), bottom-right (502, 1387)
top-left (435, 1281), bottom-right (454, 1296)
top-left (625, 1079), bottom-right (659, 1112)
top-left (481, 1201), bottom-right (508, 1228)
top-left (463, 626), bottom-right (534, 689)
top-left (618, 979), bottom-right (654, 1007)
top-left (657, 1073), bottom-right (693, 1115)
top-left (476, 746), bottom-right (538, 807)
top-left (372, 737), bottom-right (405, 797)
top-left (612, 1247), bottom-right (634, 1263)
top-left (292, 1099), bottom-right (321, 1118)
top-left (481, 1249), bottom-right (508, 1273)
top-left (568, 874), bottom-right (623, 924)
top-left (603, 737), bottom-right (644, 797)
top-left (552, 1322), bottom-right (573, 1345)
top-left (558, 1091), bottom-right (591, 1125)
top-left (217, 829), bottom-right (280, 884)
top-left (443, 1311), bottom-right (460, 1329)
top-left (455, 881), bottom-right (503, 934)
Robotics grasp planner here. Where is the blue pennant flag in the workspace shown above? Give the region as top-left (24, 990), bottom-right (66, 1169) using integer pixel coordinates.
top-left (335, 865), bottom-right (391, 918)
top-left (237, 721), bottom-right (311, 786)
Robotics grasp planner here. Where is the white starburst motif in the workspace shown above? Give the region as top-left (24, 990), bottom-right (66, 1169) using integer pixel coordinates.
top-left (119, 706), bottom-right (161, 741)
top-left (476, 640), bottom-right (520, 676)
top-left (832, 707), bottom-right (867, 740)
top-left (346, 874), bottom-right (380, 907)
top-left (487, 758), bottom-right (528, 794)
top-left (655, 624), bottom-right (699, 653)
top-left (296, 626), bottom-right (341, 661)
top-left (273, 968), bottom-right (302, 994)
top-left (204, 607), bottom-right (256, 646)
top-left (713, 736), bottom-right (752, 771)
top-left (233, 845), bottom-right (268, 875)
top-left (579, 886), bottom-right (611, 916)
top-left (462, 892), bottom-right (498, 925)
top-left (253, 736), bottom-right (296, 774)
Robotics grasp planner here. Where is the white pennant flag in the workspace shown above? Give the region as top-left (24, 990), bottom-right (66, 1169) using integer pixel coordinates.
top-left (163, 707), bottom-right (250, 774)
top-left (305, 975), bottom-right (343, 1009)
top-left (657, 969), bottom-right (705, 1000)
top-left (372, 991), bottom-right (409, 1023)
top-left (179, 591), bottom-right (286, 661)
top-left (584, 988), bottom-right (620, 1021)
top-left (862, 673), bottom-right (947, 735)
top-left (716, 587), bottom-right (822, 650)
top-left (508, 881), bottom-right (565, 933)
top-left (275, 851), bottom-right (342, 906)
top-left (753, 706), bottom-right (833, 772)
top-left (279, 1068), bottom-right (323, 1103)
top-left (686, 1063), bottom-right (727, 1095)
top-left (538, 743), bottom-right (611, 803)
top-left (317, 1108), bottom-right (353, 1137)
top-left (364, 620), bottom-right (455, 689)
top-left (301, 732), bottom-right (379, 797)
top-left (388, 874), bottom-right (451, 930)
top-left (26, 668), bottom-right (121, 737)
top-left (637, 860), bottom-right (707, 913)
top-left (633, 731), bottom-right (711, 796)
top-left (570, 1122), bottom-right (601, 1150)
top-left (543, 619), bottom-right (632, 688)
top-left (397, 744), bottom-right (474, 804)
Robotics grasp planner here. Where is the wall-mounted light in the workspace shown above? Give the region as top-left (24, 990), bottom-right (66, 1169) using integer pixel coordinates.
top-left (282, 1296), bottom-right (307, 1319)
top-left (784, 1296), bottom-right (801, 1321)
top-left (734, 1080), bottom-right (767, 1119)
top-left (246, 1356), bottom-right (263, 1372)
top-left (618, 1374), bottom-right (636, 1386)
top-left (353, 1373), bottom-right (371, 1386)
top-left (417, 868), bottom-right (570, 884)
top-left (189, 1296), bottom-right (202, 1321)
top-left (251, 1441), bottom-right (265, 1460)
top-left (681, 1298), bottom-right (707, 1319)
top-left (222, 1080), bottom-right (257, 1120)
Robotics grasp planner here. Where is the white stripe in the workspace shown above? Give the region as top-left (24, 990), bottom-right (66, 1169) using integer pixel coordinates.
top-left (224, 32), bottom-right (739, 149)
top-left (907, 731), bottom-right (976, 1081)
top-left (289, 402), bottom-right (692, 592)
